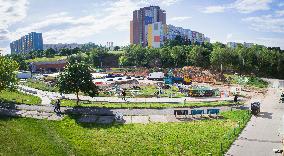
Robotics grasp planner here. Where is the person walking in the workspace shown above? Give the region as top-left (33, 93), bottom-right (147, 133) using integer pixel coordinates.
top-left (54, 99), bottom-right (61, 113)
top-left (56, 99), bottom-right (61, 113)
top-left (122, 90), bottom-right (126, 101)
top-left (234, 94), bottom-right (238, 103)
top-left (54, 100), bottom-right (58, 112)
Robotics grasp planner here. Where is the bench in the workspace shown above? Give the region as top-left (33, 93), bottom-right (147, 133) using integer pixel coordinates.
top-left (191, 110), bottom-right (204, 116)
top-left (174, 110), bottom-right (189, 116)
top-left (207, 109), bottom-right (220, 115)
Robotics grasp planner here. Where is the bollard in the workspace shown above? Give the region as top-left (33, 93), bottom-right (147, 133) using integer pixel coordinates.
top-left (220, 143), bottom-right (223, 156)
top-left (238, 121), bottom-right (241, 128)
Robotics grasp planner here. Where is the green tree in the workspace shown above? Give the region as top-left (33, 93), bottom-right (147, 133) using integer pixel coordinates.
top-left (60, 48), bottom-right (72, 56)
top-left (44, 48), bottom-right (57, 58)
top-left (189, 45), bottom-right (210, 67)
top-left (57, 62), bottom-right (98, 105)
top-left (8, 54), bottom-right (28, 70)
top-left (0, 56), bottom-right (19, 92)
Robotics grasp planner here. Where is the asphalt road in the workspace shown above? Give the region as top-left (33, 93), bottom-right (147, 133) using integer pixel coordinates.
top-left (226, 80), bottom-right (284, 156)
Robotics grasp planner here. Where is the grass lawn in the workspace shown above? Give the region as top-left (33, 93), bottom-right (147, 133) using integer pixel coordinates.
top-left (0, 110), bottom-right (251, 155)
top-left (56, 99), bottom-right (242, 108)
top-left (25, 56), bottom-right (67, 63)
top-left (0, 90), bottom-right (41, 105)
top-left (24, 79), bottom-right (59, 92)
top-left (224, 74), bottom-right (268, 88)
top-left (138, 85), bottom-right (186, 98)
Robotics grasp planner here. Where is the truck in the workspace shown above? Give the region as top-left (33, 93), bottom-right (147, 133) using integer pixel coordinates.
top-left (147, 72), bottom-right (165, 81)
top-left (17, 71), bottom-right (32, 79)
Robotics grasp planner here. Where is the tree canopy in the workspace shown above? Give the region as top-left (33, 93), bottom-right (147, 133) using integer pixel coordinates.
top-left (57, 62), bottom-right (98, 104)
top-left (0, 56), bottom-right (19, 92)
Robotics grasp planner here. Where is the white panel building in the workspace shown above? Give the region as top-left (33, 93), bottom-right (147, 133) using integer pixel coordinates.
top-left (43, 43), bottom-right (83, 52)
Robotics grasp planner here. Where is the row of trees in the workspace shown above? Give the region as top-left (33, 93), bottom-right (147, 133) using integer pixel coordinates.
top-left (0, 55), bottom-right (19, 92)
top-left (120, 43), bottom-right (284, 78)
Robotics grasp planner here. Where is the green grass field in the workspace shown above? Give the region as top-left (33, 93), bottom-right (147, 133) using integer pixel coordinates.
top-left (0, 110), bottom-right (250, 155)
top-left (0, 90), bottom-right (41, 105)
top-left (25, 56), bottom-right (67, 63)
top-left (56, 99), bottom-right (241, 108)
top-left (224, 74), bottom-right (268, 88)
top-left (24, 79), bottom-right (59, 92)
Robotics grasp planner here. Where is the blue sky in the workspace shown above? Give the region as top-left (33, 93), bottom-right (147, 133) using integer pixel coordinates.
top-left (0, 0), bottom-right (284, 55)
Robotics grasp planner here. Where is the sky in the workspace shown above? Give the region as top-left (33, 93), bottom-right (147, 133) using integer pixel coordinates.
top-left (0, 0), bottom-right (284, 55)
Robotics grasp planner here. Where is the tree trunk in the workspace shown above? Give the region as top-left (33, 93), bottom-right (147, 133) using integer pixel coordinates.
top-left (76, 91), bottom-right (79, 105)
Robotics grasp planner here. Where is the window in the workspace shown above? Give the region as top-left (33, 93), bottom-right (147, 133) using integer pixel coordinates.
top-left (154, 36), bottom-right (160, 42)
top-left (154, 23), bottom-right (159, 30)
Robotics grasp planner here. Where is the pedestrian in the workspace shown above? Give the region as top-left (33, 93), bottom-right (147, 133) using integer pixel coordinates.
top-left (234, 94), bottom-right (238, 103)
top-left (54, 100), bottom-right (58, 112)
top-left (122, 90), bottom-right (126, 101)
top-left (56, 99), bottom-right (61, 113)
top-left (54, 99), bottom-right (61, 113)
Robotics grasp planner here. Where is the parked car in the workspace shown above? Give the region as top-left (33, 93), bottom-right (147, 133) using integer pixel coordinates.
top-left (17, 71), bottom-right (32, 79)
top-left (147, 72), bottom-right (164, 81)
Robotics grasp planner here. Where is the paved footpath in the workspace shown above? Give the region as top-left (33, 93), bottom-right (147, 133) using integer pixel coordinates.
top-left (226, 80), bottom-right (284, 156)
top-left (18, 85), bottom-right (239, 104)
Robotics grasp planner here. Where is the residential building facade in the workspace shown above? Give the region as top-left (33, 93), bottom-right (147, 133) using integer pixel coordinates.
top-left (166, 25), bottom-right (209, 44)
top-left (130, 6), bottom-right (210, 48)
top-left (130, 6), bottom-right (166, 47)
top-left (146, 22), bottom-right (166, 48)
top-left (43, 43), bottom-right (83, 52)
top-left (10, 32), bottom-right (43, 54)
top-left (227, 42), bottom-right (238, 48)
top-left (227, 42), bottom-right (255, 49)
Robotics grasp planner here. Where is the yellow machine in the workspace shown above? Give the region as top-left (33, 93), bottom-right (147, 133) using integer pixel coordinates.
top-left (184, 75), bottom-right (192, 85)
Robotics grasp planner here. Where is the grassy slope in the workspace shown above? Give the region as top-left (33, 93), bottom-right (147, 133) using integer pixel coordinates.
top-left (25, 56), bottom-right (67, 63)
top-left (58, 99), bottom-right (241, 108)
top-left (24, 79), bottom-right (59, 92)
top-left (0, 90), bottom-right (41, 105)
top-left (224, 74), bottom-right (268, 88)
top-left (0, 110), bottom-right (250, 155)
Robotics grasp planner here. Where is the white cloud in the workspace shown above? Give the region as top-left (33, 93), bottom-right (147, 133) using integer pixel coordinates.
top-left (203, 6), bottom-right (226, 13)
top-left (279, 3), bottom-right (284, 7)
top-left (9, 0), bottom-right (181, 45)
top-left (226, 33), bottom-right (233, 40)
top-left (256, 37), bottom-right (284, 49)
top-left (275, 10), bottom-right (284, 17)
top-left (232, 0), bottom-right (272, 13)
top-left (0, 0), bottom-right (29, 41)
top-left (169, 16), bottom-right (192, 22)
top-left (139, 0), bottom-right (181, 6)
top-left (203, 0), bottom-right (272, 14)
top-left (7, 0), bottom-right (134, 43)
top-left (243, 15), bottom-right (284, 33)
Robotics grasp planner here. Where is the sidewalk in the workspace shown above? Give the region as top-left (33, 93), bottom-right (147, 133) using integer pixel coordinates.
top-left (18, 85), bottom-right (239, 103)
top-left (226, 86), bottom-right (283, 156)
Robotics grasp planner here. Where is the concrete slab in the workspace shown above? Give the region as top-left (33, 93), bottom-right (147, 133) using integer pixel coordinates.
top-left (78, 115), bottom-right (98, 123)
top-left (131, 116), bottom-right (149, 124)
top-left (120, 116), bottom-right (132, 124)
top-left (96, 116), bottom-right (114, 124)
top-left (226, 85), bottom-right (283, 156)
top-left (149, 115), bottom-right (168, 123)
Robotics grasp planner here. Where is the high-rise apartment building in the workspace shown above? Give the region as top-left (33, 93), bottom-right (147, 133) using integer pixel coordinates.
top-left (10, 32), bottom-right (43, 54)
top-left (146, 22), bottom-right (166, 48)
top-left (43, 43), bottom-right (83, 52)
top-left (166, 25), bottom-right (209, 44)
top-left (130, 6), bottom-right (210, 48)
top-left (130, 6), bottom-right (166, 47)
